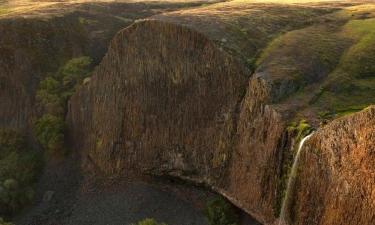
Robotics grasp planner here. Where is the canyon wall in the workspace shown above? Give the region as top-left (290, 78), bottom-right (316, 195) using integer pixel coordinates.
top-left (291, 106), bottom-right (375, 225)
top-left (0, 14), bottom-right (87, 130)
top-left (67, 2), bottom-right (340, 224)
top-left (0, 1), bottom-right (211, 132)
top-left (0, 0), bottom-right (370, 225)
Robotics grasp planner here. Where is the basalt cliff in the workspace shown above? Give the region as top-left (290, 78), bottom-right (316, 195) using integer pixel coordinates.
top-left (1, 1), bottom-right (375, 225)
top-left (67, 1), bottom-right (375, 225)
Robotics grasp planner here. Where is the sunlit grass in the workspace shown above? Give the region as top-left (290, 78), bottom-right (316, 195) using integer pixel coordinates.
top-left (0, 6), bottom-right (10, 15)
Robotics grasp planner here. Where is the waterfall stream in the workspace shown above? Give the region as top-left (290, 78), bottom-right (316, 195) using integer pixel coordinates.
top-left (279, 132), bottom-right (314, 225)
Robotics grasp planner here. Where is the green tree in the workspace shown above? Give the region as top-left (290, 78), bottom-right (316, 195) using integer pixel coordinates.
top-left (36, 76), bottom-right (64, 115)
top-left (205, 197), bottom-right (239, 225)
top-left (0, 129), bottom-right (41, 216)
top-left (58, 56), bottom-right (92, 93)
top-left (36, 56), bottom-right (92, 115)
top-left (34, 114), bottom-right (66, 154)
top-left (34, 56), bottom-right (92, 156)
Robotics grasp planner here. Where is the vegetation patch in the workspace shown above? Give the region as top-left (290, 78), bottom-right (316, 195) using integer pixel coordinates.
top-left (34, 114), bottom-right (66, 155)
top-left (0, 129), bottom-right (42, 217)
top-left (132, 218), bottom-right (167, 225)
top-left (313, 18), bottom-right (375, 118)
top-left (35, 56), bottom-right (92, 155)
top-left (0, 218), bottom-right (13, 225)
top-left (205, 197), bottom-right (239, 225)
top-left (0, 7), bottom-right (10, 16)
top-left (256, 25), bottom-right (349, 102)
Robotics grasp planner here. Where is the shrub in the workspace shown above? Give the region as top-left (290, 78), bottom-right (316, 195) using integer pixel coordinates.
top-left (36, 56), bottom-right (92, 116)
top-left (58, 56), bottom-right (92, 92)
top-left (205, 197), bottom-right (239, 225)
top-left (36, 77), bottom-right (64, 115)
top-left (0, 130), bottom-right (25, 158)
top-left (287, 119), bottom-right (312, 143)
top-left (0, 129), bottom-right (42, 216)
top-left (133, 218), bottom-right (167, 225)
top-left (34, 57), bottom-right (92, 155)
top-left (0, 218), bottom-right (14, 225)
top-left (34, 114), bottom-right (66, 154)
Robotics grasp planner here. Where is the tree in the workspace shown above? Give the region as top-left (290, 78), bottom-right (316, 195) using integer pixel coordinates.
top-left (34, 114), bottom-right (66, 154)
top-left (205, 197), bottom-right (238, 225)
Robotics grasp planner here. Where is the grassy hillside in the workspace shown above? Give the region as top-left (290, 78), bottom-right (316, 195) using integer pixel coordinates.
top-left (255, 3), bottom-right (375, 121)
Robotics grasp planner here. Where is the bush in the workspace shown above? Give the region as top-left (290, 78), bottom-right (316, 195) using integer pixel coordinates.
top-left (34, 114), bottom-right (66, 154)
top-left (36, 77), bottom-right (64, 115)
top-left (0, 130), bottom-right (25, 158)
top-left (0, 129), bottom-right (42, 216)
top-left (34, 57), bottom-right (92, 155)
top-left (287, 119), bottom-right (312, 143)
top-left (0, 218), bottom-right (14, 225)
top-left (36, 56), bottom-right (92, 116)
top-left (133, 218), bottom-right (167, 225)
top-left (205, 197), bottom-right (239, 225)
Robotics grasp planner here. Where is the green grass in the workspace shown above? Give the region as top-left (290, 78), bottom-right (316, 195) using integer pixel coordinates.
top-left (256, 25), bottom-right (349, 102)
top-left (254, 7), bottom-right (375, 120)
top-left (313, 18), bottom-right (375, 117)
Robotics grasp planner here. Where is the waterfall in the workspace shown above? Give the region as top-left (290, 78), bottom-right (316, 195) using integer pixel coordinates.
top-left (279, 132), bottom-right (314, 225)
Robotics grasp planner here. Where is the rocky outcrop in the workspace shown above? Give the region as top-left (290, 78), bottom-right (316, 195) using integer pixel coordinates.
top-left (291, 106), bottom-right (375, 225)
top-left (0, 0), bottom-right (214, 132)
top-left (66, 1), bottom-right (375, 225)
top-left (67, 2), bottom-right (341, 224)
top-left (0, 14), bottom-right (87, 131)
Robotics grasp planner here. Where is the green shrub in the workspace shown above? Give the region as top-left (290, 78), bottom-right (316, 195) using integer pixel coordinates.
top-left (0, 129), bottom-right (42, 216)
top-left (133, 218), bottom-right (167, 225)
top-left (36, 56), bottom-right (92, 116)
top-left (205, 197), bottom-right (239, 225)
top-left (58, 56), bottom-right (92, 94)
top-left (34, 114), bottom-right (66, 154)
top-left (34, 56), bottom-right (92, 155)
top-left (0, 218), bottom-right (14, 225)
top-left (287, 119), bottom-right (312, 144)
top-left (0, 130), bottom-right (25, 158)
top-left (36, 77), bottom-right (64, 115)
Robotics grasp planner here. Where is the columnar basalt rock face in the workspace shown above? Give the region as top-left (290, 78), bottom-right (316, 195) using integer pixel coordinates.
top-left (67, 1), bottom-right (375, 225)
top-left (0, 0), bottom-right (215, 132)
top-left (68, 22), bottom-right (282, 224)
top-left (224, 77), bottom-right (286, 223)
top-left (67, 3), bottom-right (337, 224)
top-left (291, 106), bottom-right (375, 225)
top-left (0, 15), bottom-right (87, 130)
top-left (68, 20), bottom-right (249, 181)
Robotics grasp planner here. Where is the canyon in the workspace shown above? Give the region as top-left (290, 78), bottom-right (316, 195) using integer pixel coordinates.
top-left (0, 1), bottom-right (375, 225)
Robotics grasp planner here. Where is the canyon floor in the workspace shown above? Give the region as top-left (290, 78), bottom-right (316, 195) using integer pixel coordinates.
top-left (15, 155), bottom-right (260, 225)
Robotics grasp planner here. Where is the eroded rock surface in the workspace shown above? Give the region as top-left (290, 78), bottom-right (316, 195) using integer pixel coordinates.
top-left (67, 2), bottom-right (343, 224)
top-left (292, 106), bottom-right (375, 225)
top-left (0, 0), bottom-right (219, 132)
top-left (45, 1), bottom-right (375, 225)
